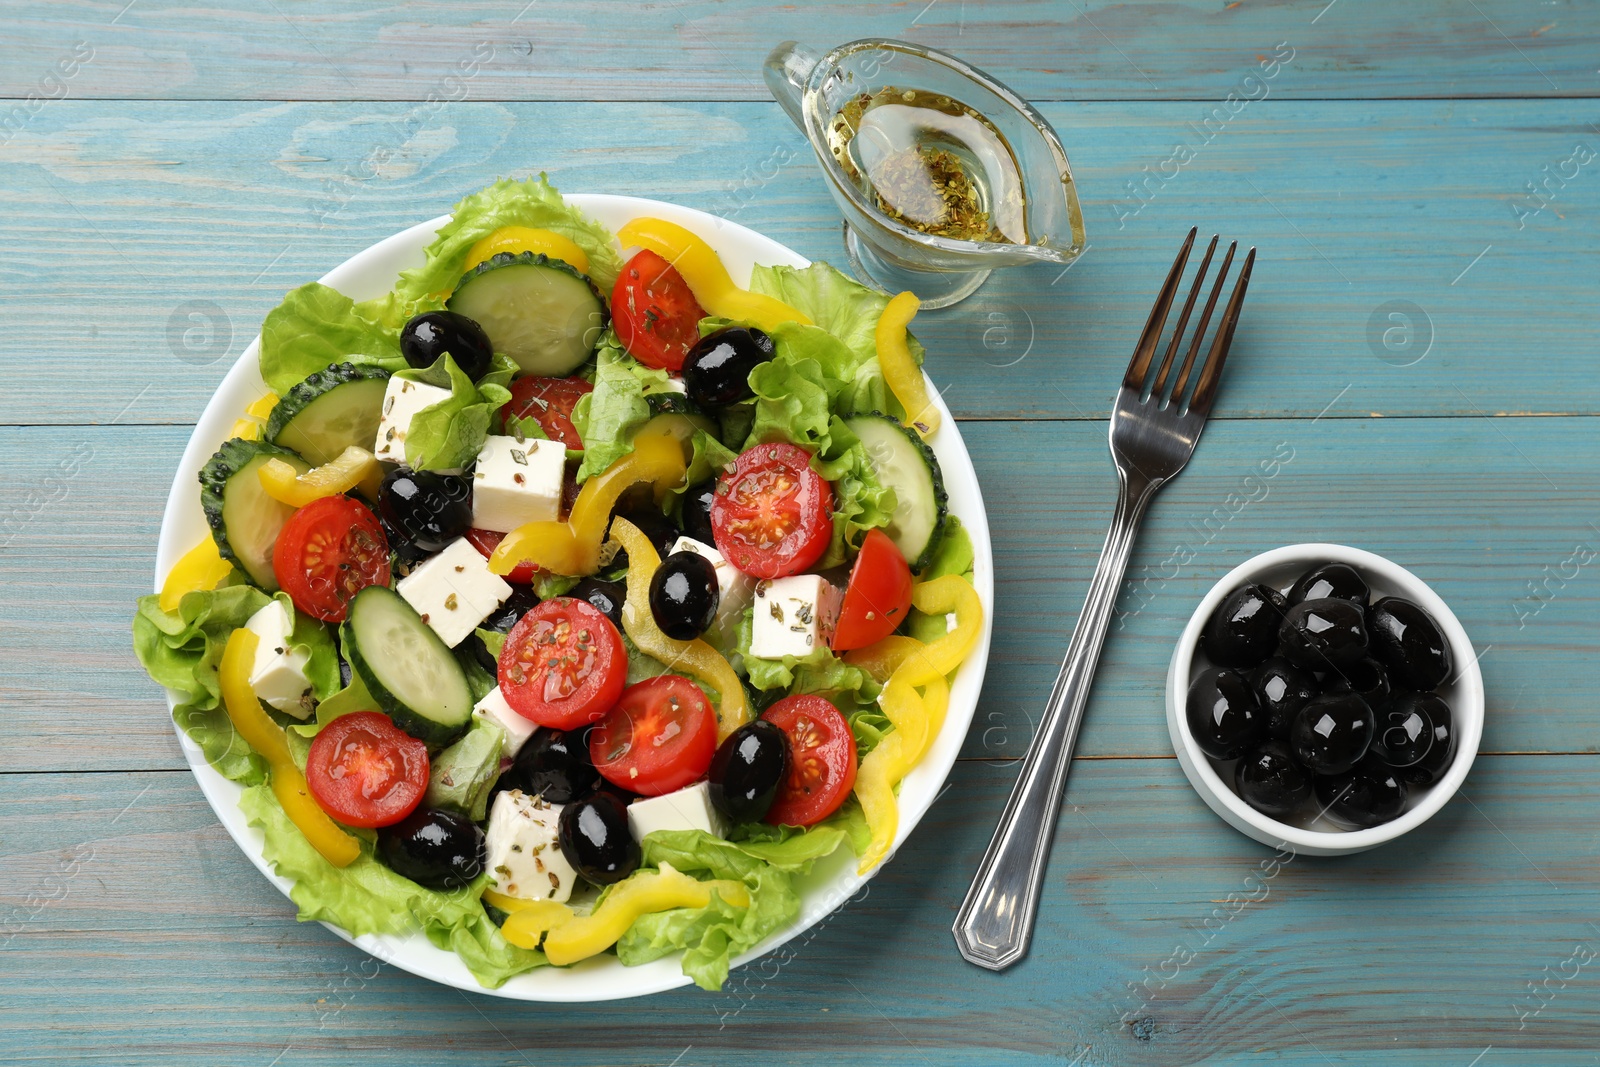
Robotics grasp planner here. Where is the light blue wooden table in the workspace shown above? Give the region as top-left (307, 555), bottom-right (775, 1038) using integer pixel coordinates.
top-left (4, 2), bottom-right (1599, 1063)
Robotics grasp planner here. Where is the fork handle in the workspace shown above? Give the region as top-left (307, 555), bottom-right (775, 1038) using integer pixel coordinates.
top-left (953, 473), bottom-right (1156, 970)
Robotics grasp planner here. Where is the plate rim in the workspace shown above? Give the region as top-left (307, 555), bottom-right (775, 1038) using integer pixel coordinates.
top-left (154, 193), bottom-right (995, 1001)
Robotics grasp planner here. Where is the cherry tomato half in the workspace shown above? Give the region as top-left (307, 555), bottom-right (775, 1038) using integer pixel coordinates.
top-left (465, 527), bottom-right (540, 585)
top-left (762, 695), bottom-right (858, 827)
top-left (499, 597), bottom-right (627, 730)
top-left (589, 675), bottom-right (717, 797)
top-left (711, 442), bottom-right (834, 579)
top-left (830, 528), bottom-right (914, 651)
top-left (305, 711), bottom-right (429, 828)
top-left (611, 249), bottom-right (707, 371)
top-left (272, 495), bottom-right (390, 622)
top-left (506, 375), bottom-right (593, 449)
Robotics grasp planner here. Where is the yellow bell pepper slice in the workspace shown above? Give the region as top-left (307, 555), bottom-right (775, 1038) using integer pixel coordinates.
top-left (616, 217), bottom-right (811, 332)
top-left (229, 392), bottom-right (281, 441)
top-left (219, 629), bottom-right (360, 868)
top-left (258, 446), bottom-right (382, 507)
top-left (611, 517), bottom-right (751, 742)
top-left (158, 536), bottom-right (234, 612)
top-left (498, 899), bottom-right (577, 951)
top-left (842, 634), bottom-right (926, 684)
top-left (876, 291), bottom-right (940, 439)
top-left (541, 863), bottom-right (750, 967)
top-left (489, 431), bottom-right (685, 577)
top-left (466, 226), bottom-right (591, 274)
top-left (854, 574), bottom-right (981, 873)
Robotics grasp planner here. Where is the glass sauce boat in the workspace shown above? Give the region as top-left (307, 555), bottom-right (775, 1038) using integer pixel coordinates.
top-left (764, 39), bottom-right (1087, 309)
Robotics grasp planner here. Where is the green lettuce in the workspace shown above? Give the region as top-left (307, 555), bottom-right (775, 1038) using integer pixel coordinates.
top-left (749, 261), bottom-right (925, 371)
top-left (393, 352), bottom-right (515, 471)
top-left (424, 717), bottom-right (505, 822)
top-left (615, 829), bottom-right (846, 991)
top-left (385, 174), bottom-right (623, 323)
top-left (571, 333), bottom-right (657, 481)
top-left (906, 516), bottom-right (976, 643)
top-left (132, 587), bottom-right (340, 780)
top-left (237, 783), bottom-right (545, 987)
top-left (258, 282), bottom-right (406, 395)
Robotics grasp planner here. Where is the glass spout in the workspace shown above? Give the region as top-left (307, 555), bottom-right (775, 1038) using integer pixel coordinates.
top-left (763, 42), bottom-right (820, 132)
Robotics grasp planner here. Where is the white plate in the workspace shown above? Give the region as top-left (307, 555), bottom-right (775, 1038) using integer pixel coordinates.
top-left (155, 194), bottom-right (995, 1001)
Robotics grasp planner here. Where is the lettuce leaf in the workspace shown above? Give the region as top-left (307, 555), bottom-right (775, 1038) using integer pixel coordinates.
top-left (614, 829), bottom-right (847, 991)
top-left (133, 585), bottom-right (274, 784)
top-left (571, 332), bottom-right (656, 481)
top-left (424, 717), bottom-right (505, 822)
top-left (258, 283), bottom-right (406, 395)
top-left (385, 174), bottom-right (623, 323)
top-left (749, 261), bottom-right (925, 371)
top-left (906, 516), bottom-right (977, 643)
top-left (237, 783), bottom-right (546, 987)
top-left (394, 352), bottom-right (514, 471)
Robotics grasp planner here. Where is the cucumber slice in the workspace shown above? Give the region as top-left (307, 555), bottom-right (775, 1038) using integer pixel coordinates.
top-left (448, 252), bottom-right (607, 376)
top-left (265, 362), bottom-right (391, 467)
top-left (846, 413), bottom-right (948, 572)
top-left (342, 586), bottom-right (475, 746)
top-left (198, 438), bottom-right (311, 591)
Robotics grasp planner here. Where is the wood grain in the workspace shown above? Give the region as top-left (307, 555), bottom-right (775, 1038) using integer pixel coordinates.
top-left (2, 99), bottom-right (1598, 426)
top-left (2, 0), bottom-right (1594, 102)
top-left (4, 759), bottom-right (1598, 1065)
top-left (6, 417), bottom-right (1595, 773)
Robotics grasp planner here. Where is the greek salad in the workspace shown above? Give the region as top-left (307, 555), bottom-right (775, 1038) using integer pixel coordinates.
top-left (133, 176), bottom-right (982, 991)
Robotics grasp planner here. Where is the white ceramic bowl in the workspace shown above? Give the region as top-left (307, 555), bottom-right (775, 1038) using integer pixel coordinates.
top-left (155, 194), bottom-right (995, 1000)
top-left (1165, 544), bottom-right (1483, 857)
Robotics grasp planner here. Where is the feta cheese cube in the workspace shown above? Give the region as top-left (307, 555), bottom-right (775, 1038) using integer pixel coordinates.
top-left (470, 434), bottom-right (565, 533)
top-left (626, 781), bottom-right (727, 842)
top-left (670, 536), bottom-right (753, 648)
top-left (749, 574), bottom-right (841, 660)
top-left (485, 790), bottom-right (577, 903)
top-left (372, 375), bottom-right (453, 464)
top-left (473, 686), bottom-right (538, 759)
top-left (243, 600), bottom-right (313, 717)
top-left (396, 536), bottom-right (513, 647)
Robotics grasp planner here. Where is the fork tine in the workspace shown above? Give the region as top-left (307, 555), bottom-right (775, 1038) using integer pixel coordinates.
top-left (1187, 246), bottom-right (1255, 416)
top-left (1151, 234), bottom-right (1219, 404)
top-left (1170, 240), bottom-right (1237, 406)
top-left (1123, 227), bottom-right (1197, 391)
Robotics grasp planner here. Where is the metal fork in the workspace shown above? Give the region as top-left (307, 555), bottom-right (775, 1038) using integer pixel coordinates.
top-left (953, 228), bottom-right (1255, 971)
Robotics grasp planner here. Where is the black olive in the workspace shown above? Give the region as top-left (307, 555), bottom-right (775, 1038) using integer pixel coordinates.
top-left (1234, 740), bottom-right (1313, 819)
top-left (1200, 584), bottom-right (1287, 668)
top-left (559, 792), bottom-right (641, 886)
top-left (1250, 656), bottom-right (1318, 740)
top-left (494, 727), bottom-right (601, 805)
top-left (401, 310), bottom-right (494, 381)
top-left (680, 477), bottom-right (717, 546)
top-left (377, 807), bottom-right (485, 890)
top-left (1326, 656), bottom-right (1391, 706)
top-left (1369, 694), bottom-right (1435, 769)
top-left (708, 720), bottom-right (789, 823)
top-left (1277, 597), bottom-right (1368, 670)
top-left (682, 326), bottom-right (775, 408)
top-left (650, 551), bottom-right (720, 640)
top-left (1186, 668), bottom-right (1266, 760)
top-left (1315, 756), bottom-right (1409, 829)
top-left (567, 577), bottom-right (626, 629)
top-left (378, 468), bottom-right (473, 555)
top-left (1288, 692), bottom-right (1374, 775)
top-left (1287, 562), bottom-right (1369, 607)
top-left (1385, 692), bottom-right (1455, 785)
top-left (1367, 597), bottom-right (1453, 691)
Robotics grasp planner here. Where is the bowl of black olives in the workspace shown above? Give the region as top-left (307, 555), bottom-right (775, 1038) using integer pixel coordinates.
top-left (1166, 544), bottom-right (1483, 856)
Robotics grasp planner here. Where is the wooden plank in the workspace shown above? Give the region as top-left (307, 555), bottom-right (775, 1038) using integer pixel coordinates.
top-left (2, 98), bottom-right (1596, 426)
top-left (6, 416), bottom-right (1595, 773)
top-left (1, 0), bottom-right (1595, 102)
top-left (4, 759), bottom-right (1598, 1064)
